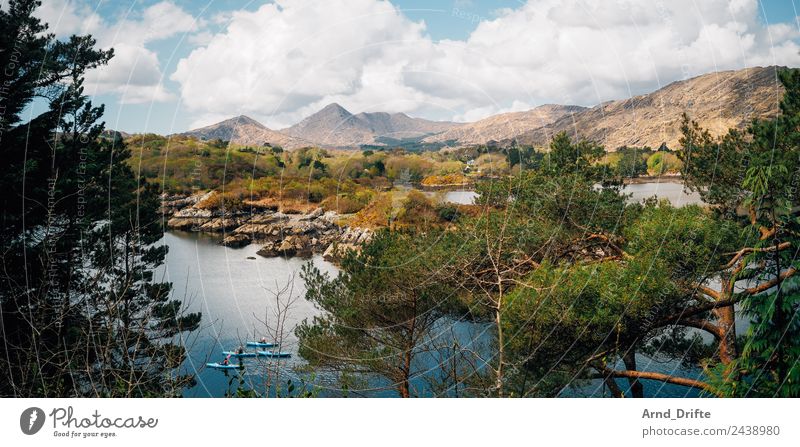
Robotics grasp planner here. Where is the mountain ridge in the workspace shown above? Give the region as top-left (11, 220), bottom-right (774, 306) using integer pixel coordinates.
top-left (179, 66), bottom-right (785, 151)
top-left (422, 104), bottom-right (588, 145)
top-left (179, 115), bottom-right (311, 149)
top-left (280, 103), bottom-right (460, 147)
top-left (514, 66), bottom-right (783, 150)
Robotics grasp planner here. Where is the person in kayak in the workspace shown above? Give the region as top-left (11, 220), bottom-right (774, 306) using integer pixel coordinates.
top-left (259, 337), bottom-right (267, 344)
top-left (237, 346), bottom-right (244, 355)
top-left (221, 357), bottom-right (230, 366)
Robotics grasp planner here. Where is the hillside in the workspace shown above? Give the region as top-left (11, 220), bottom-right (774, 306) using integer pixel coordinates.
top-left (177, 67), bottom-right (783, 151)
top-left (516, 66), bottom-right (783, 150)
top-left (281, 103), bottom-right (461, 147)
top-left (180, 115), bottom-right (310, 149)
top-left (423, 104), bottom-right (587, 145)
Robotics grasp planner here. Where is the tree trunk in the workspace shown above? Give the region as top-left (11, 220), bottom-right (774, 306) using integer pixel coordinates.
top-left (495, 277), bottom-right (504, 397)
top-left (604, 375), bottom-right (624, 398)
top-left (715, 272), bottom-right (738, 364)
top-left (622, 351), bottom-right (644, 398)
top-left (400, 353), bottom-right (411, 398)
top-left (715, 305), bottom-right (737, 364)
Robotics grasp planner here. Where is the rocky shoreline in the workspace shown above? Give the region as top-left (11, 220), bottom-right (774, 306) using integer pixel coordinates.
top-left (162, 192), bottom-right (372, 262)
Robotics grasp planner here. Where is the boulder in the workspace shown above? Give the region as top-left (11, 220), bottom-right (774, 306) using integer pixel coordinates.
top-left (321, 211), bottom-right (339, 224)
top-left (250, 212), bottom-right (288, 224)
top-left (299, 207), bottom-right (324, 221)
top-left (174, 207), bottom-right (213, 218)
top-left (256, 242), bottom-right (277, 257)
top-left (277, 239), bottom-right (296, 256)
top-left (233, 223), bottom-right (273, 237)
top-left (199, 217), bottom-right (242, 232)
top-left (356, 229), bottom-right (373, 244)
top-left (167, 217), bottom-right (210, 231)
top-left (323, 242), bottom-right (361, 263)
top-left (222, 233), bottom-right (251, 248)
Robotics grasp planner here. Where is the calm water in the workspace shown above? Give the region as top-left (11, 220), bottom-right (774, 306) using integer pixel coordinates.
top-left (159, 231), bottom-right (492, 397)
top-left (160, 182), bottom-right (708, 397)
top-left (622, 181), bottom-right (703, 206)
top-left (438, 182), bottom-right (703, 207)
top-left (157, 231), bottom-right (338, 397)
top-left (443, 190), bottom-right (478, 205)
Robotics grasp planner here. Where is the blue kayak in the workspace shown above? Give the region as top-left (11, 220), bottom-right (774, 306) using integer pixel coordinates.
top-left (246, 341), bottom-right (276, 348)
top-left (222, 351), bottom-right (257, 358)
top-left (206, 362), bottom-right (242, 370)
top-left (256, 351), bottom-right (291, 358)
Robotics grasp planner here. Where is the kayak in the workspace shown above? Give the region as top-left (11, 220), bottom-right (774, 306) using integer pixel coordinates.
top-left (246, 341), bottom-right (276, 348)
top-left (256, 351), bottom-right (291, 358)
top-left (222, 351), bottom-right (257, 358)
top-left (206, 362), bottom-right (242, 370)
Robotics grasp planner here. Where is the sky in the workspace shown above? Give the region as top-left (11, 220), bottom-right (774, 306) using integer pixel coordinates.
top-left (27, 0), bottom-right (800, 134)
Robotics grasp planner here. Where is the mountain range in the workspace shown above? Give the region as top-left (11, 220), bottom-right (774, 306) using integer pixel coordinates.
top-left (179, 66), bottom-right (783, 151)
top-left (514, 66), bottom-right (782, 149)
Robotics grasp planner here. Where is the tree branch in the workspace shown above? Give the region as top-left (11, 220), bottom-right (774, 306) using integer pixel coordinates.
top-left (594, 363), bottom-right (716, 394)
top-left (652, 298), bottom-right (738, 329)
top-left (742, 267), bottom-right (797, 295)
top-left (674, 318), bottom-right (724, 340)
top-left (723, 242), bottom-right (792, 269)
top-left (693, 283), bottom-right (721, 300)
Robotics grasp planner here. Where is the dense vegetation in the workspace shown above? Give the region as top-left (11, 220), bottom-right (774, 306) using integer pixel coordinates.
top-left (297, 71), bottom-right (800, 397)
top-left (128, 130), bottom-right (680, 221)
top-left (0, 0), bottom-right (199, 397)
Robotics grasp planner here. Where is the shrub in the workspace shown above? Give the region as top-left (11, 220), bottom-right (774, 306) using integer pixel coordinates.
top-left (646, 152), bottom-right (681, 175)
top-left (436, 204), bottom-right (459, 222)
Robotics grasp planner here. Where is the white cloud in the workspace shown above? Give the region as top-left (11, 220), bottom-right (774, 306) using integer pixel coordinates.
top-left (41, 0), bottom-right (800, 123)
top-left (171, 0), bottom-right (800, 127)
top-left (35, 1), bottom-right (200, 104)
top-left (171, 0), bottom-right (442, 127)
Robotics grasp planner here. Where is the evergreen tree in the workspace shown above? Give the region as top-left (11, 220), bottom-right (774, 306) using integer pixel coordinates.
top-left (297, 231), bottom-right (453, 397)
top-left (0, 0), bottom-right (200, 397)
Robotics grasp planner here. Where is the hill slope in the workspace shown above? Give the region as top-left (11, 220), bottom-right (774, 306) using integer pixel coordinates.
top-left (178, 66), bottom-right (783, 151)
top-left (180, 115), bottom-right (310, 149)
top-left (517, 66), bottom-right (783, 150)
top-left (423, 104), bottom-right (587, 145)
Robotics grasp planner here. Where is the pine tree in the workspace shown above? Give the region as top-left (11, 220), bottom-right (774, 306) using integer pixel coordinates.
top-left (0, 0), bottom-right (200, 397)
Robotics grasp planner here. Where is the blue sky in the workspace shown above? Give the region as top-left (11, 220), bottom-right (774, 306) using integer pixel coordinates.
top-left (31, 0), bottom-right (800, 134)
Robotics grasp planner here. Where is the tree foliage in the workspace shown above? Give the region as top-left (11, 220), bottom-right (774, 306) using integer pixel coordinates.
top-left (297, 231), bottom-right (456, 397)
top-left (0, 0), bottom-right (200, 397)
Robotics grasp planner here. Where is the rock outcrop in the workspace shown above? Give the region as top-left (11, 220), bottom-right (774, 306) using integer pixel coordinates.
top-left (322, 228), bottom-right (373, 263)
top-left (221, 233), bottom-right (251, 248)
top-left (164, 198), bottom-right (372, 261)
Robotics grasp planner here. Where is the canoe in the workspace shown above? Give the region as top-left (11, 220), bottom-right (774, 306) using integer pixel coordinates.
top-left (246, 341), bottom-right (276, 348)
top-left (256, 351), bottom-right (291, 358)
top-left (222, 351), bottom-right (257, 358)
top-left (206, 362), bottom-right (242, 370)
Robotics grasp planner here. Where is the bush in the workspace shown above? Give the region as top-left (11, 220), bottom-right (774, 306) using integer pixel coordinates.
top-left (646, 152), bottom-right (681, 175)
top-left (436, 204), bottom-right (459, 222)
top-left (321, 194), bottom-right (370, 214)
top-left (308, 184), bottom-right (326, 203)
top-left (398, 190), bottom-right (438, 225)
top-left (421, 173), bottom-right (469, 186)
top-left (195, 191), bottom-right (243, 211)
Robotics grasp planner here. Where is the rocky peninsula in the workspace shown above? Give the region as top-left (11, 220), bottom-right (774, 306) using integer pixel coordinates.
top-left (162, 192), bottom-right (372, 262)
